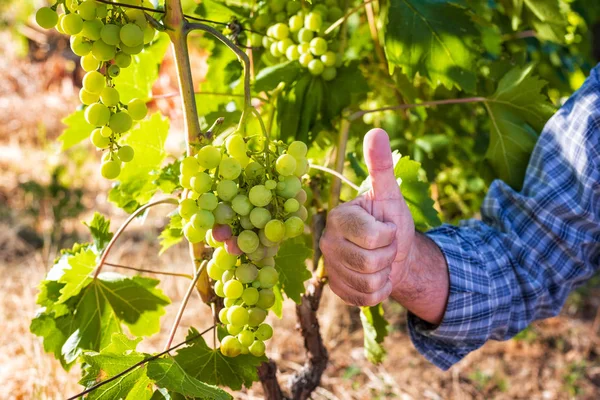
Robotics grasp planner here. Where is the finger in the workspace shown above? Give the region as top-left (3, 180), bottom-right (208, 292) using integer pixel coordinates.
top-left (364, 128), bottom-right (402, 201)
top-left (339, 239), bottom-right (397, 274)
top-left (336, 265), bottom-right (392, 294)
top-left (328, 204), bottom-right (396, 249)
top-left (329, 277), bottom-right (392, 307)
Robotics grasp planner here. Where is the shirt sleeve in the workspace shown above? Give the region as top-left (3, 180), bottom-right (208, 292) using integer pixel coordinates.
top-left (407, 65), bottom-right (600, 371)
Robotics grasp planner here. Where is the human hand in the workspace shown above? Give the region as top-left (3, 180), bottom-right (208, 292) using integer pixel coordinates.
top-left (320, 128), bottom-right (415, 306)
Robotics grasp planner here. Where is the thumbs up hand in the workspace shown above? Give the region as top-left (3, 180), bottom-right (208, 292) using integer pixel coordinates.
top-left (320, 129), bottom-right (416, 306)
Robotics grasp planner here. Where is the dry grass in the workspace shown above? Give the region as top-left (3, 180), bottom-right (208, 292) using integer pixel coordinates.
top-left (0, 22), bottom-right (599, 400)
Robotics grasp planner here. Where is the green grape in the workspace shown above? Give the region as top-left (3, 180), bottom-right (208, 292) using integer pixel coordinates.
top-left (289, 15), bottom-right (303, 32)
top-left (322, 66), bottom-right (337, 81)
top-left (259, 229), bottom-right (277, 248)
top-left (248, 185), bottom-right (272, 207)
top-left (288, 141), bottom-right (308, 159)
top-left (287, 0), bottom-right (302, 13)
top-left (207, 259), bottom-right (225, 281)
top-left (107, 64), bottom-right (120, 78)
top-left (117, 145), bottom-right (134, 162)
top-left (258, 267), bottom-right (279, 289)
top-left (100, 126), bottom-right (113, 138)
top-left (179, 198), bottom-right (198, 220)
top-left (277, 38), bottom-right (294, 54)
top-left (83, 71), bottom-right (105, 94)
top-left (101, 24), bottom-right (121, 46)
top-left (294, 158), bottom-right (309, 177)
top-left (90, 128), bottom-right (110, 149)
top-left (295, 189), bottom-right (308, 204)
top-left (226, 324), bottom-right (243, 335)
top-left (292, 205), bottom-right (308, 221)
top-left (79, 89), bottom-right (99, 106)
top-left (180, 174), bottom-right (192, 190)
top-left (262, 35), bottom-right (274, 49)
top-left (180, 156), bottom-right (199, 176)
top-left (297, 28), bottom-right (314, 44)
top-left (264, 220), bottom-right (285, 243)
top-left (231, 195), bottom-right (253, 216)
top-left (227, 305), bottom-right (249, 325)
top-left (36, 7), bottom-right (58, 29)
top-left (270, 42), bottom-right (283, 58)
top-left (242, 287), bottom-right (259, 305)
top-left (85, 102), bottom-right (110, 126)
top-left (126, 9), bottom-right (147, 29)
top-left (238, 230), bottom-right (260, 255)
top-left (245, 162), bottom-right (264, 180)
top-left (128, 99), bottom-right (148, 120)
top-left (219, 157), bottom-right (242, 180)
top-left (299, 53), bottom-right (314, 67)
top-left (205, 229), bottom-right (221, 248)
top-left (197, 145), bottom-right (222, 169)
top-left (187, 226), bottom-right (208, 244)
top-left (277, 176), bottom-right (302, 198)
top-left (252, 281), bottom-right (261, 289)
top-left (82, 19), bottom-right (102, 40)
top-left (55, 14), bottom-right (66, 34)
top-left (255, 323), bottom-right (273, 341)
top-left (248, 246), bottom-right (266, 262)
top-left (249, 340), bottom-right (266, 357)
top-left (81, 54), bottom-right (100, 72)
top-left (298, 42), bottom-right (311, 56)
top-left (256, 289), bottom-right (275, 309)
top-left (222, 269), bottom-right (236, 283)
top-left (253, 13), bottom-right (270, 30)
top-left (115, 52), bottom-right (132, 68)
top-left (310, 37), bottom-right (328, 56)
top-left (101, 160), bottom-right (121, 179)
top-left (215, 279), bottom-right (225, 297)
top-left (219, 307), bottom-right (229, 324)
top-left (250, 33), bottom-right (263, 48)
top-left (321, 51), bottom-right (337, 67)
top-left (214, 247), bottom-right (237, 269)
top-left (238, 330), bottom-right (255, 347)
top-left (70, 36), bottom-right (91, 56)
top-left (304, 12), bottom-right (323, 32)
top-left (328, 7), bottom-right (344, 22)
top-left (276, 154), bottom-right (297, 176)
top-left (265, 180), bottom-right (277, 190)
top-left (92, 40), bottom-right (116, 61)
top-left (77, 0), bottom-right (97, 21)
top-left (271, 23), bottom-right (289, 40)
top-left (190, 172), bottom-right (212, 194)
top-left (109, 111), bottom-right (133, 133)
top-left (120, 43), bottom-right (144, 55)
top-left (100, 87), bottom-right (120, 107)
top-left (225, 134), bottom-right (246, 158)
top-left (225, 280), bottom-right (244, 300)
top-left (120, 23), bottom-right (144, 47)
top-left (61, 13), bottom-right (83, 35)
top-left (198, 193), bottom-right (218, 211)
top-left (284, 198), bottom-right (300, 213)
top-left (220, 335), bottom-right (242, 358)
top-left (96, 4), bottom-right (108, 18)
top-left (191, 209), bottom-right (215, 231)
top-left (249, 207), bottom-right (271, 229)
top-left (240, 216), bottom-right (254, 230)
top-left (314, 4), bottom-right (329, 15)
top-left (248, 307), bottom-right (267, 326)
top-left (236, 263), bottom-right (259, 284)
top-left (308, 59), bottom-right (324, 75)
top-left (285, 216), bottom-right (304, 238)
top-left (258, 256), bottom-right (276, 267)
top-left (270, 0), bottom-right (285, 12)
top-left (215, 181), bottom-right (238, 203)
top-left (286, 45), bottom-right (300, 61)
top-left (214, 202), bottom-right (236, 224)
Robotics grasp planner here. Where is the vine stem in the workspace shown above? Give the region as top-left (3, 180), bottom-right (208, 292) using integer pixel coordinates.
top-left (163, 260), bottom-right (207, 351)
top-left (349, 96), bottom-right (487, 121)
top-left (185, 22), bottom-right (252, 133)
top-left (364, 0), bottom-right (386, 66)
top-left (309, 164), bottom-right (360, 192)
top-left (324, 0), bottom-right (375, 35)
top-left (95, 0), bottom-right (163, 13)
top-left (92, 198), bottom-right (179, 279)
top-left (65, 325), bottom-right (216, 400)
top-left (104, 262), bottom-right (193, 279)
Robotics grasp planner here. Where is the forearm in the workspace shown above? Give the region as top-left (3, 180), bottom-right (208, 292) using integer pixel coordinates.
top-left (390, 232), bottom-right (449, 325)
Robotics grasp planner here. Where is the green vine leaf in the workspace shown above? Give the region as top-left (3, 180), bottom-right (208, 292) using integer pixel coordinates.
top-left (254, 60), bottom-right (302, 93)
top-left (484, 64), bottom-right (555, 189)
top-left (57, 110), bottom-right (94, 151)
top-left (274, 237), bottom-right (312, 304)
top-left (57, 248), bottom-right (96, 303)
top-left (159, 212), bottom-right (184, 255)
top-left (360, 305), bottom-right (389, 364)
top-left (384, 0), bottom-right (479, 92)
top-left (84, 212), bottom-right (113, 252)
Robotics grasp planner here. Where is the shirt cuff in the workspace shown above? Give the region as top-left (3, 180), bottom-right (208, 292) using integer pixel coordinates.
top-left (407, 224), bottom-right (494, 370)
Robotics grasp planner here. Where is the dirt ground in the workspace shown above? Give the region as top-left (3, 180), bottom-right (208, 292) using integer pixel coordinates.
top-left (1, 24), bottom-right (599, 400)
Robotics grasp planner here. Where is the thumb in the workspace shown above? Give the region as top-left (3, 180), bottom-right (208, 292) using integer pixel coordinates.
top-left (364, 128), bottom-right (402, 201)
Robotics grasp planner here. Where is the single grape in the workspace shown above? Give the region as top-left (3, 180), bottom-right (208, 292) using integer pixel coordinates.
top-left (249, 340), bottom-right (266, 357)
top-left (248, 185), bottom-right (272, 207)
top-left (219, 157), bottom-right (242, 180)
top-left (222, 270), bottom-right (236, 283)
top-left (85, 103), bottom-right (110, 126)
top-left (321, 51), bottom-right (337, 67)
top-left (120, 43), bottom-right (144, 55)
top-left (322, 66), bottom-right (337, 81)
top-left (80, 54), bottom-right (100, 72)
top-left (107, 64), bottom-right (120, 78)
top-left (227, 305), bottom-right (249, 326)
top-left (82, 19), bottom-right (103, 41)
top-left (96, 4), bottom-right (108, 18)
top-left (117, 145), bottom-right (134, 162)
top-left (238, 330), bottom-right (255, 347)
top-left (224, 280), bottom-right (244, 300)
top-left (101, 24), bottom-right (121, 46)
top-left (55, 14), bottom-right (66, 34)
top-left (248, 307), bottom-right (267, 326)
top-left (100, 126), bottom-right (113, 138)
top-left (190, 172), bottom-right (212, 194)
top-left (226, 323), bottom-right (243, 335)
top-left (197, 145), bottom-right (222, 169)
top-left (304, 12), bottom-right (323, 32)
top-left (265, 180), bottom-right (277, 190)
top-left (126, 9), bottom-right (148, 29)
top-left (36, 7), bottom-right (58, 29)
top-left (292, 205), bottom-right (309, 222)
top-left (179, 198), bottom-right (198, 220)
top-left (205, 229), bottom-right (222, 248)
top-left (92, 40), bottom-right (116, 61)
top-left (144, 26), bottom-right (156, 45)
top-left (284, 198), bottom-right (300, 213)
top-left (244, 162), bottom-right (264, 180)
top-left (276, 154), bottom-right (297, 176)
top-left (198, 193), bottom-right (218, 211)
top-left (214, 202), bottom-right (236, 224)
top-left (191, 209), bottom-right (215, 231)
top-left (115, 52), bottom-right (132, 68)
top-left (240, 215), bottom-right (254, 230)
top-left (295, 189), bottom-right (308, 204)
top-left (119, 23), bottom-right (144, 47)
top-left (264, 219), bottom-right (285, 243)
top-left (242, 287), bottom-right (259, 305)
top-left (232, 195), bottom-right (253, 216)
top-left (127, 99), bottom-right (148, 120)
top-left (253, 13), bottom-right (270, 30)
top-left (79, 89), bottom-right (99, 106)
top-left (277, 176), bottom-right (302, 198)
top-left (225, 134), bottom-right (246, 158)
top-left (249, 207), bottom-right (271, 229)
top-left (255, 323), bottom-right (274, 341)
top-left (100, 87), bottom-right (120, 107)
top-left (186, 225), bottom-right (207, 245)
top-left (214, 246), bottom-right (237, 269)
top-left (101, 160), bottom-right (121, 179)
top-left (270, 42), bottom-right (283, 58)
top-left (308, 59), bottom-right (325, 75)
top-left (259, 229), bottom-right (277, 248)
top-left (286, 45), bottom-right (301, 61)
top-left (207, 260), bottom-right (225, 281)
top-left (285, 216), bottom-right (304, 238)
top-left (224, 236), bottom-right (244, 256)
top-left (180, 156), bottom-right (199, 176)
top-left (297, 28), bottom-right (314, 44)
top-left (256, 289), bottom-right (275, 309)
top-left (77, 0), bottom-right (97, 21)
top-left (314, 4), bottom-right (329, 16)
top-left (212, 224), bottom-right (233, 242)
top-left (288, 141), bottom-right (308, 159)
top-left (310, 37), bottom-right (328, 56)
top-left (271, 23), bottom-right (289, 40)
top-left (294, 158), bottom-right (309, 177)
top-left (289, 15), bottom-right (303, 32)
top-left (258, 256), bottom-right (276, 268)
top-left (62, 13), bottom-right (83, 35)
top-left (90, 129), bottom-right (110, 149)
top-left (70, 36), bottom-right (91, 56)
top-left (83, 71), bottom-right (105, 94)
top-left (277, 38), bottom-right (294, 54)
top-left (238, 231), bottom-right (260, 255)
top-left (328, 6), bottom-right (344, 22)
top-left (250, 32), bottom-right (263, 48)
top-left (258, 266), bottom-right (279, 289)
top-left (270, 0), bottom-right (285, 12)
top-left (218, 307), bottom-right (230, 324)
top-left (214, 280), bottom-right (225, 297)
top-left (220, 335), bottom-right (242, 358)
top-left (299, 53), bottom-right (314, 67)
top-left (109, 111), bottom-right (133, 133)
top-left (248, 246), bottom-right (266, 262)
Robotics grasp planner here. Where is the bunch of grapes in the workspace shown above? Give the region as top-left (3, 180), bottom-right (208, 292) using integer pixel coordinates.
top-left (178, 135), bottom-right (309, 357)
top-left (251, 0), bottom-right (344, 80)
top-left (35, 0), bottom-right (155, 180)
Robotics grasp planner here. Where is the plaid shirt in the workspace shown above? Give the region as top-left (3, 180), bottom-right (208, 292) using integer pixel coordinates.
top-left (408, 64), bottom-right (600, 370)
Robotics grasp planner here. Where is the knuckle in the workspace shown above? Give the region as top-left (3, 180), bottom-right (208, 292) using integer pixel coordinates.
top-left (363, 292), bottom-right (382, 307)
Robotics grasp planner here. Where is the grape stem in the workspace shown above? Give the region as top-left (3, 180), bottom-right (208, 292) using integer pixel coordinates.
top-left (163, 260), bottom-right (208, 351)
top-left (250, 107), bottom-right (270, 158)
top-left (104, 262), bottom-right (193, 279)
top-left (92, 198), bottom-right (179, 280)
top-left (309, 164), bottom-right (360, 192)
top-left (95, 0), bottom-right (164, 14)
top-left (65, 325), bottom-right (216, 400)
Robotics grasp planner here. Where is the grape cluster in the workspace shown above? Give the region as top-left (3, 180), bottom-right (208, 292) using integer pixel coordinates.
top-left (35, 0), bottom-right (155, 179)
top-left (179, 136), bottom-right (309, 357)
top-left (251, 0), bottom-right (343, 80)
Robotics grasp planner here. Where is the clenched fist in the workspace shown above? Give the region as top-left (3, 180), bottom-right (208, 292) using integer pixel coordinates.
top-left (320, 129), bottom-right (416, 307)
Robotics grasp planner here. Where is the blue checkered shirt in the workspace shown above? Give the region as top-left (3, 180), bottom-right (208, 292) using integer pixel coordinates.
top-left (408, 64), bottom-right (600, 370)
